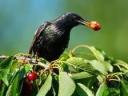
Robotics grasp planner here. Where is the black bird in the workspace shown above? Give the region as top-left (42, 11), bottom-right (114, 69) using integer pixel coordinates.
top-left (29, 12), bottom-right (101, 61)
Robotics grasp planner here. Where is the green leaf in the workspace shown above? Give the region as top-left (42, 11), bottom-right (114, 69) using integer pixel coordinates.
top-left (71, 72), bottom-right (94, 80)
top-left (66, 57), bottom-right (98, 74)
top-left (74, 85), bottom-right (87, 96)
top-left (86, 46), bottom-right (104, 61)
top-left (66, 57), bottom-right (87, 66)
top-left (114, 60), bottom-right (128, 72)
top-left (6, 68), bottom-right (25, 96)
top-left (24, 64), bottom-right (33, 73)
top-left (58, 72), bottom-right (76, 96)
top-left (0, 56), bottom-right (13, 85)
top-left (102, 61), bottom-right (113, 73)
top-left (0, 82), bottom-right (8, 96)
top-left (89, 60), bottom-right (108, 75)
top-left (109, 88), bottom-right (120, 96)
top-left (96, 82), bottom-right (109, 96)
top-left (120, 79), bottom-right (128, 96)
top-left (77, 83), bottom-right (94, 96)
top-left (8, 60), bottom-right (20, 84)
top-left (9, 60), bottom-right (19, 73)
top-left (59, 52), bottom-right (69, 61)
top-left (0, 56), bottom-right (13, 68)
top-left (37, 74), bottom-right (52, 96)
top-left (71, 45), bottom-right (104, 61)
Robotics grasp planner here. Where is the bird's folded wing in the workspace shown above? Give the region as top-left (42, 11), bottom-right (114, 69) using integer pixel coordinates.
top-left (29, 22), bottom-right (51, 54)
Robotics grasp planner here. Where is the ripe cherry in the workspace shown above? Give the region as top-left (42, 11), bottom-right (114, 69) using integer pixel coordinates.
top-left (27, 71), bottom-right (38, 81)
top-left (89, 21), bottom-right (101, 31)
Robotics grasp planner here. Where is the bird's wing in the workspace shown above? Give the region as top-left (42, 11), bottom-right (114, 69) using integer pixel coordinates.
top-left (29, 22), bottom-right (51, 54)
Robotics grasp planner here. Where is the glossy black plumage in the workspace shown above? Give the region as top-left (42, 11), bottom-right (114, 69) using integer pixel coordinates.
top-left (29, 12), bottom-right (93, 61)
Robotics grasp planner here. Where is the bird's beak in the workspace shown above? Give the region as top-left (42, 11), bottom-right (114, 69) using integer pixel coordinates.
top-left (77, 19), bottom-right (101, 31)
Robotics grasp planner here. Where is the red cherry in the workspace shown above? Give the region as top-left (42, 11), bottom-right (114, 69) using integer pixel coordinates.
top-left (27, 71), bottom-right (37, 81)
top-left (90, 21), bottom-right (101, 31)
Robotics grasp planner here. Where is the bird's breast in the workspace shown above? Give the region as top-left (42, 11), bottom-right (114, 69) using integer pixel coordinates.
top-left (44, 25), bottom-right (70, 50)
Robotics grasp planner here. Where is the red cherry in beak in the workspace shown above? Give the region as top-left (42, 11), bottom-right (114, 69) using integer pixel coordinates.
top-left (89, 21), bottom-right (101, 31)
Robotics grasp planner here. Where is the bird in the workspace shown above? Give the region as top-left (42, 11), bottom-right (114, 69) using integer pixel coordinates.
top-left (29, 12), bottom-right (101, 61)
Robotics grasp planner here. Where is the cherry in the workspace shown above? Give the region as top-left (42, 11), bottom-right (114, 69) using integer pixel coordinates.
top-left (27, 71), bottom-right (38, 81)
top-left (106, 75), bottom-right (120, 88)
top-left (106, 80), bottom-right (120, 88)
top-left (89, 21), bottom-right (101, 31)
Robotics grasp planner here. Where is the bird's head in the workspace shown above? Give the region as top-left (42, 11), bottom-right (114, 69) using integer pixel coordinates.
top-left (56, 12), bottom-right (101, 31)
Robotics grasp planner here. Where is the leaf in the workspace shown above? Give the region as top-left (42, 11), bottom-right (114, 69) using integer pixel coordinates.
top-left (59, 52), bottom-right (69, 61)
top-left (114, 60), bottom-right (128, 71)
top-left (102, 61), bottom-right (113, 73)
top-left (120, 79), bottom-right (128, 96)
top-left (66, 57), bottom-right (98, 74)
top-left (37, 74), bottom-right (52, 96)
top-left (71, 45), bottom-right (104, 61)
top-left (74, 85), bottom-right (87, 96)
top-left (58, 72), bottom-right (76, 96)
top-left (6, 68), bottom-right (25, 96)
top-left (86, 46), bottom-right (104, 61)
top-left (8, 60), bottom-right (21, 84)
top-left (9, 60), bottom-right (19, 73)
top-left (96, 82), bottom-right (109, 96)
top-left (0, 56), bottom-right (13, 85)
top-left (0, 56), bottom-right (13, 68)
top-left (109, 88), bottom-right (120, 96)
top-left (0, 82), bottom-right (8, 96)
top-left (77, 83), bottom-right (94, 96)
top-left (71, 72), bottom-right (94, 80)
top-left (24, 64), bottom-right (33, 73)
top-left (89, 60), bottom-right (108, 75)
top-left (66, 57), bottom-right (87, 66)
top-left (61, 63), bottom-right (69, 72)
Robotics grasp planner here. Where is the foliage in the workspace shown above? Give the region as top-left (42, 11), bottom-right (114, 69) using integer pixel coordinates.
top-left (0, 45), bottom-right (128, 96)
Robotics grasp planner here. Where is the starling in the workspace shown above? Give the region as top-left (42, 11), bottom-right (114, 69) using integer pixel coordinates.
top-left (29, 12), bottom-right (101, 61)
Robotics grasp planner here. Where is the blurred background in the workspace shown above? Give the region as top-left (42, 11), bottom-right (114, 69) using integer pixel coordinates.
top-left (0, 0), bottom-right (128, 61)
